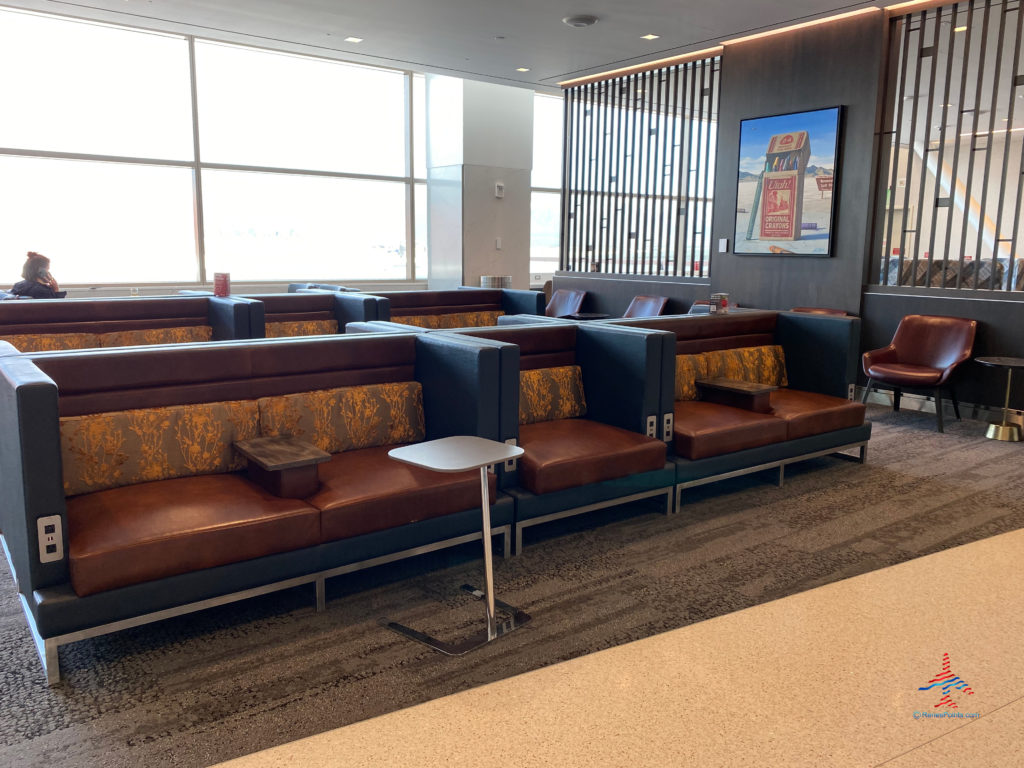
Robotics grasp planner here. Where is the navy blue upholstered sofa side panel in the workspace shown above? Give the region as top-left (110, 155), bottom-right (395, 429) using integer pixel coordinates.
top-left (0, 356), bottom-right (68, 593)
top-left (775, 312), bottom-right (861, 399)
top-left (577, 324), bottom-right (674, 438)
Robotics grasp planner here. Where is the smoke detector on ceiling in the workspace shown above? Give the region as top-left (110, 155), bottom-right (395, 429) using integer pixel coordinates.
top-left (563, 15), bottom-right (599, 28)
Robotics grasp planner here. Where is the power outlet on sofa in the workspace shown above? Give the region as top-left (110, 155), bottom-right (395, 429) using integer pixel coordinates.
top-left (504, 438), bottom-right (518, 471)
top-left (663, 412), bottom-right (674, 442)
top-left (646, 415), bottom-right (657, 439)
top-left (37, 516), bottom-right (63, 563)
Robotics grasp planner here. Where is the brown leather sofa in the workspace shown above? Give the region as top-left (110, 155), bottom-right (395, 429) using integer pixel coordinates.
top-left (0, 332), bottom-right (511, 682)
top-left (604, 311), bottom-right (872, 504)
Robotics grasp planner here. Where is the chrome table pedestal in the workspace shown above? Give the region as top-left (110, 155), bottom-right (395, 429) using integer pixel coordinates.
top-left (976, 357), bottom-right (1024, 442)
top-left (381, 436), bottom-right (530, 654)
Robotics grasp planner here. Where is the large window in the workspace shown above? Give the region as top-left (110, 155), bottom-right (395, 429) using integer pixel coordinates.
top-left (195, 42), bottom-right (406, 176)
top-left (0, 12), bottom-right (194, 160)
top-left (0, 156), bottom-right (198, 284)
top-left (0, 8), bottom-right (421, 286)
top-left (875, 0), bottom-right (1024, 292)
top-left (531, 93), bottom-right (564, 279)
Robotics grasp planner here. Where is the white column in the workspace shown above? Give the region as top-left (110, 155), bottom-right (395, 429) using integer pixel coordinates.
top-left (426, 76), bottom-right (534, 289)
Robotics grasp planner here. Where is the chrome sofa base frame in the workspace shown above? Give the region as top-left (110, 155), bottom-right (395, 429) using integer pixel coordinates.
top-left (514, 486), bottom-right (674, 554)
top-left (8, 525), bottom-right (512, 685)
top-left (675, 441), bottom-right (868, 509)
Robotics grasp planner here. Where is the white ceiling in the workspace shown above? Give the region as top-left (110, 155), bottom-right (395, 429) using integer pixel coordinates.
top-left (2, 0), bottom-right (886, 92)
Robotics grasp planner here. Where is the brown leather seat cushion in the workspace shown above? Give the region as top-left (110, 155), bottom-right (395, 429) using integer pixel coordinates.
top-left (310, 445), bottom-right (497, 542)
top-left (768, 389), bottom-right (866, 440)
top-left (518, 419), bottom-right (667, 495)
top-left (67, 474), bottom-right (320, 597)
top-left (863, 361), bottom-right (944, 387)
top-left (673, 401), bottom-right (787, 460)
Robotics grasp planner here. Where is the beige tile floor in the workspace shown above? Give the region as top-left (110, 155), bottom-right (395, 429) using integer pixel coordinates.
top-left (217, 529), bottom-right (1024, 768)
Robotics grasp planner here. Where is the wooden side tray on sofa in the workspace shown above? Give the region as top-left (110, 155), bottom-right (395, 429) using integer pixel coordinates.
top-left (696, 378), bottom-right (777, 414)
top-left (234, 436), bottom-right (331, 498)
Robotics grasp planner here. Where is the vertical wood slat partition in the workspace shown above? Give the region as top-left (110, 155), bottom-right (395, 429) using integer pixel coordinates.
top-left (560, 57), bottom-right (721, 276)
top-left (877, 0), bottom-right (1024, 292)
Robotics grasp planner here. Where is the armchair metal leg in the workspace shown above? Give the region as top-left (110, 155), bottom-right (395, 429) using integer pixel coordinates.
top-left (861, 379), bottom-right (874, 404)
top-left (893, 387), bottom-right (902, 412)
top-left (934, 388), bottom-right (945, 433)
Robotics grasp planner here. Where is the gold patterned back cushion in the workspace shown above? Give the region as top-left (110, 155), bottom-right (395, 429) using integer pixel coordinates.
top-left (60, 399), bottom-right (259, 497)
top-left (675, 354), bottom-right (709, 401)
top-left (701, 345), bottom-right (788, 387)
top-left (265, 319), bottom-right (338, 338)
top-left (519, 365), bottom-right (587, 425)
top-left (99, 325), bottom-right (213, 348)
top-left (1, 333), bottom-right (101, 352)
top-left (258, 381), bottom-right (425, 453)
top-left (392, 311), bottom-right (503, 329)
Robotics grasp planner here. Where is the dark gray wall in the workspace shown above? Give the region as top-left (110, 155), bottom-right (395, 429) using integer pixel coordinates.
top-left (710, 11), bottom-right (888, 316)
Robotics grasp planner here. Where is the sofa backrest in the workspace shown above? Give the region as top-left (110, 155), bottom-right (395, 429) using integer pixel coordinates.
top-left (60, 380), bottom-right (426, 497)
top-left (458, 323), bottom-right (577, 369)
top-left (0, 295), bottom-right (251, 350)
top-left (31, 334), bottom-right (420, 417)
top-left (608, 311), bottom-right (779, 354)
top-left (242, 293), bottom-right (340, 337)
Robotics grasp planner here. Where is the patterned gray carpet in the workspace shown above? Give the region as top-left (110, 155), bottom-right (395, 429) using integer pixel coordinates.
top-left (1, 405), bottom-right (1022, 767)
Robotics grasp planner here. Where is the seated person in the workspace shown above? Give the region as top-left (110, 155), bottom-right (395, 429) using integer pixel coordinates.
top-left (10, 251), bottom-right (66, 299)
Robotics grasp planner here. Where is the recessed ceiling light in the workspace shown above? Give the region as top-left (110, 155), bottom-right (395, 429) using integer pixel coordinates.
top-left (641, 34), bottom-right (660, 40)
top-left (344, 36), bottom-right (363, 43)
top-left (562, 15), bottom-right (599, 28)
top-left (516, 67), bottom-right (530, 72)
top-left (954, 26), bottom-right (967, 32)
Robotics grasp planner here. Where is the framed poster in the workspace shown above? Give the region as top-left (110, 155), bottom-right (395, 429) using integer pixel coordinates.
top-left (733, 106), bottom-right (842, 256)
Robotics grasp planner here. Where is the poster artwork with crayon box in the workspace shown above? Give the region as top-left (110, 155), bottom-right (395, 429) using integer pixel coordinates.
top-left (761, 131), bottom-right (810, 240)
top-left (733, 107), bottom-right (842, 256)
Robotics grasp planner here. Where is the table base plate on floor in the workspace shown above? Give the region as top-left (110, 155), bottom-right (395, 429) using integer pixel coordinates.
top-left (986, 422), bottom-right (1021, 441)
top-left (380, 584), bottom-right (531, 655)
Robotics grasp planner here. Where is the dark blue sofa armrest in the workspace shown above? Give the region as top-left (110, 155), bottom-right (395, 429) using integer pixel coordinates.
top-left (207, 296), bottom-right (256, 340)
top-left (287, 283), bottom-right (348, 292)
top-left (344, 320), bottom-right (427, 334)
top-left (576, 324), bottom-right (669, 436)
top-left (333, 293), bottom-right (388, 326)
top-left (497, 314), bottom-right (574, 327)
top-left (0, 356), bottom-right (68, 595)
top-left (501, 289), bottom-right (545, 316)
top-left (414, 333), bottom-right (503, 442)
top-left (776, 312), bottom-right (861, 398)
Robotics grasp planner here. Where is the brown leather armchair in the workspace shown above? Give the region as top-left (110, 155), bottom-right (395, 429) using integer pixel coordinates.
top-left (545, 289), bottom-right (586, 318)
top-left (623, 295), bottom-right (668, 318)
top-left (861, 314), bottom-right (977, 432)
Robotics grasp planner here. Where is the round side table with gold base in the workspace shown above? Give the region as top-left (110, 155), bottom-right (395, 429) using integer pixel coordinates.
top-left (975, 356), bottom-right (1024, 442)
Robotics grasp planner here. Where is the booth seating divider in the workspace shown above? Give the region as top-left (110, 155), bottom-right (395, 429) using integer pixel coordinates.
top-left (349, 288), bottom-right (545, 329)
top-left (0, 332), bottom-right (513, 683)
top-left (0, 296), bottom-right (253, 353)
top-left (240, 292), bottom-right (383, 338)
